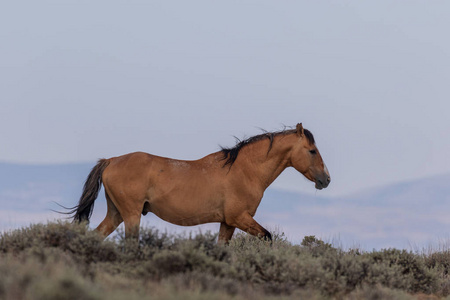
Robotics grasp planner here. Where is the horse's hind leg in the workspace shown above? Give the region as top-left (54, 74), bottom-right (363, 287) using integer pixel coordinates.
top-left (95, 192), bottom-right (123, 238)
top-left (104, 192), bottom-right (143, 245)
top-left (123, 213), bottom-right (141, 241)
top-left (218, 222), bottom-right (236, 244)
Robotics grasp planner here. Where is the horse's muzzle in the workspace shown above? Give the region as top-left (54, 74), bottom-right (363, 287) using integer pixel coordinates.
top-left (315, 175), bottom-right (331, 190)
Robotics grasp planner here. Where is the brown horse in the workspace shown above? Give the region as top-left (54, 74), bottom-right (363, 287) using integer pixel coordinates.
top-left (70, 123), bottom-right (330, 243)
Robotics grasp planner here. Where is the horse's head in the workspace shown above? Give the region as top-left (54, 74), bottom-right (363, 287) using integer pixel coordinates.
top-left (290, 123), bottom-right (330, 190)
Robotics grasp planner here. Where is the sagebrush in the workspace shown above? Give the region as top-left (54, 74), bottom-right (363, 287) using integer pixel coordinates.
top-left (1, 222), bottom-right (449, 300)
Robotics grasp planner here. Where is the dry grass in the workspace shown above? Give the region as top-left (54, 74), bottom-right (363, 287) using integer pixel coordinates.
top-left (1, 222), bottom-right (449, 299)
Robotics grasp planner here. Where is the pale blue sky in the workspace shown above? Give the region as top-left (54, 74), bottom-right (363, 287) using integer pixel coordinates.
top-left (1, 1), bottom-right (449, 196)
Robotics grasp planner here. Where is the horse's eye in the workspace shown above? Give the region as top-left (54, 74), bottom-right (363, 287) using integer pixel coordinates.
top-left (309, 150), bottom-right (317, 155)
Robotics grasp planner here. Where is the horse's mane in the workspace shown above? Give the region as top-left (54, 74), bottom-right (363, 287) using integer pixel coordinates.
top-left (220, 127), bottom-right (315, 168)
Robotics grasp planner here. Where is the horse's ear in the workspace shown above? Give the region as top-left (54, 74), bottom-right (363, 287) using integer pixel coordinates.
top-left (296, 123), bottom-right (304, 137)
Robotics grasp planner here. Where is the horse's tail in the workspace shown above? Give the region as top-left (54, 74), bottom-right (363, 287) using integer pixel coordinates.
top-left (72, 159), bottom-right (110, 223)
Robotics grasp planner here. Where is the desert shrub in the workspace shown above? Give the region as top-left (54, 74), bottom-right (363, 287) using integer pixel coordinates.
top-left (425, 250), bottom-right (450, 275)
top-left (301, 235), bottom-right (335, 256)
top-left (0, 250), bottom-right (101, 300)
top-left (346, 284), bottom-right (415, 300)
top-left (136, 238), bottom-right (233, 280)
top-left (163, 271), bottom-right (244, 296)
top-left (368, 249), bottom-right (439, 294)
top-left (2, 222), bottom-right (450, 299)
top-left (229, 233), bottom-right (328, 294)
top-left (0, 222), bottom-right (118, 264)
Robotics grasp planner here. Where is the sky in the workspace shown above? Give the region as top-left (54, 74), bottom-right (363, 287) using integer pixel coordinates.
top-left (1, 1), bottom-right (449, 197)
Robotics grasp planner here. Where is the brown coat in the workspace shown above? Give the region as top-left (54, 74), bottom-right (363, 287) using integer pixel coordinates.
top-left (71, 124), bottom-right (330, 243)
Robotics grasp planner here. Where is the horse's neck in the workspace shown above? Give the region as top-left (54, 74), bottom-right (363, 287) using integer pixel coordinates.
top-left (237, 134), bottom-right (294, 190)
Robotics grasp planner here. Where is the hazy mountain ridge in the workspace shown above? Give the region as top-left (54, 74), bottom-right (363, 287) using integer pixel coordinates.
top-left (1, 162), bottom-right (449, 250)
top-left (256, 173), bottom-right (450, 249)
top-left (345, 173), bottom-right (450, 207)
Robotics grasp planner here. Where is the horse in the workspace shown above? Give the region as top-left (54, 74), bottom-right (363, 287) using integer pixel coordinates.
top-left (69, 123), bottom-right (330, 243)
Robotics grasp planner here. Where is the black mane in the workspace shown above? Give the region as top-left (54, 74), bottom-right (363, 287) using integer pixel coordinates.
top-left (220, 127), bottom-right (315, 168)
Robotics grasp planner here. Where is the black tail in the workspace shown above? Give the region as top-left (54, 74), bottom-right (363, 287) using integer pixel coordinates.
top-left (70, 159), bottom-right (110, 223)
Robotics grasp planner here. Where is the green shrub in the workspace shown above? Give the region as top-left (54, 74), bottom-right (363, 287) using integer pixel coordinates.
top-left (0, 222), bottom-right (118, 264)
top-left (368, 249), bottom-right (439, 294)
top-left (1, 222), bottom-right (449, 299)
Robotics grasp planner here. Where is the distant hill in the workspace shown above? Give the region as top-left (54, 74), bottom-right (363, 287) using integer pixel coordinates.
top-left (0, 163), bottom-right (93, 229)
top-left (259, 174), bottom-right (450, 249)
top-left (1, 162), bottom-right (449, 250)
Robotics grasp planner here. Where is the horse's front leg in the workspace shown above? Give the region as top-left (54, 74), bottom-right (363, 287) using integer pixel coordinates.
top-left (230, 212), bottom-right (272, 241)
top-left (218, 222), bottom-right (236, 244)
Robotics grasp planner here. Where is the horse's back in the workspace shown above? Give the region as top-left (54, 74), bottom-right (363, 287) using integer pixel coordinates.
top-left (102, 151), bottom-right (222, 197)
top-left (101, 151), bottom-right (227, 225)
top-left (104, 151), bottom-right (154, 174)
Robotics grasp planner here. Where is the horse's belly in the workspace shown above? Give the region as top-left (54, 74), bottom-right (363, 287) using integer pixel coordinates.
top-left (148, 198), bottom-right (224, 226)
